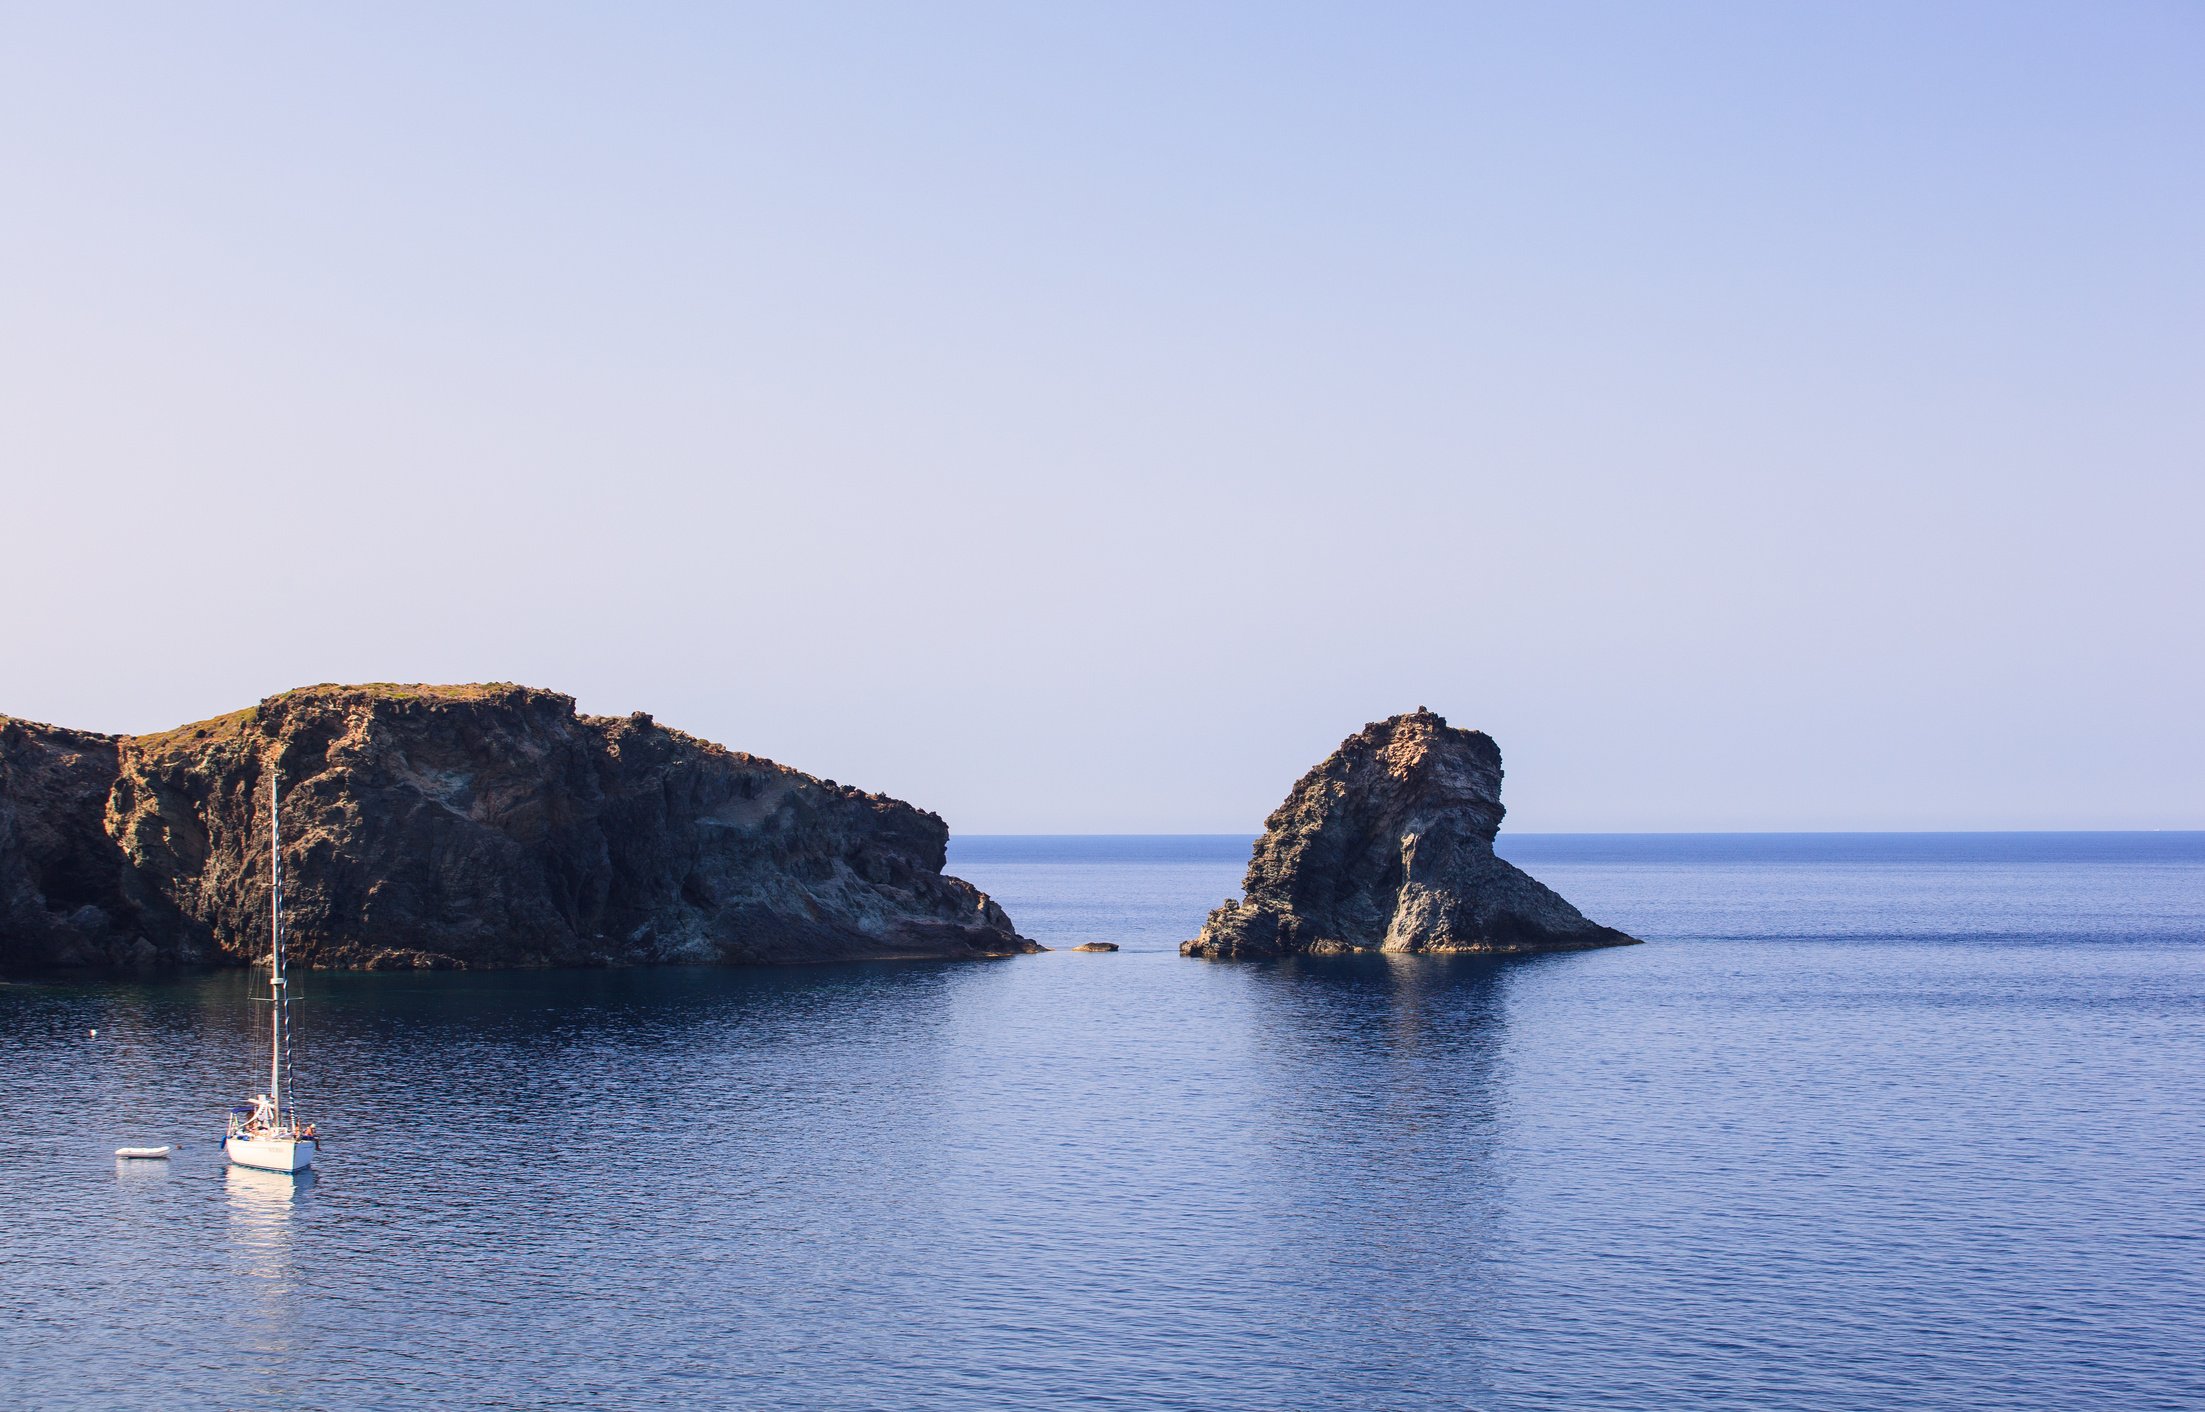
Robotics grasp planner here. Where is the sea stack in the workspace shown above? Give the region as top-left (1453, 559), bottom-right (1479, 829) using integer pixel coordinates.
top-left (0, 684), bottom-right (1037, 970)
top-left (1183, 709), bottom-right (1637, 959)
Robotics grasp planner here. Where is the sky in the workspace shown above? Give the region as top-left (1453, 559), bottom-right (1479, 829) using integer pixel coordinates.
top-left (1, 3), bottom-right (2199, 832)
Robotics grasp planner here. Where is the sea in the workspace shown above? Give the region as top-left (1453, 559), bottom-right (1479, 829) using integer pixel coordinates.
top-left (3, 833), bottom-right (2202, 1410)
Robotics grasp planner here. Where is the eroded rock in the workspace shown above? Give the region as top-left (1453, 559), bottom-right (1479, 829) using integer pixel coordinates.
top-left (1183, 709), bottom-right (1636, 959)
top-left (1, 683), bottom-right (1036, 969)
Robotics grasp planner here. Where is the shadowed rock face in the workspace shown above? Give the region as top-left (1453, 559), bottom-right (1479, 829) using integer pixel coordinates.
top-left (0, 719), bottom-right (192, 966)
top-left (0, 684), bottom-right (1036, 970)
top-left (1183, 709), bottom-right (1637, 959)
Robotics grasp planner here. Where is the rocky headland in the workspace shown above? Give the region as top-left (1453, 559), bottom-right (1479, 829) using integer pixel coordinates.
top-left (0, 683), bottom-right (1037, 970)
top-left (1184, 709), bottom-right (1637, 959)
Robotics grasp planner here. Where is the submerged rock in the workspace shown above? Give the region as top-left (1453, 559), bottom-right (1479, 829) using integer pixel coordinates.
top-left (0, 684), bottom-right (1037, 970)
top-left (1183, 709), bottom-right (1636, 959)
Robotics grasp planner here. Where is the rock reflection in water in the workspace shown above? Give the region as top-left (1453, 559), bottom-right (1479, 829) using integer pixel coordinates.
top-left (1231, 953), bottom-right (1525, 1405)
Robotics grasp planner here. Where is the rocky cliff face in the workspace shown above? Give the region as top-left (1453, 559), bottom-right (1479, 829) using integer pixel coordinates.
top-left (0, 718), bottom-right (186, 966)
top-left (0, 684), bottom-right (1036, 970)
top-left (1183, 709), bottom-right (1636, 959)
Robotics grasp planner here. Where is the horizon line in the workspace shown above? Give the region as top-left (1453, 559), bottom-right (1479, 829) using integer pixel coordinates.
top-left (952, 828), bottom-right (2205, 838)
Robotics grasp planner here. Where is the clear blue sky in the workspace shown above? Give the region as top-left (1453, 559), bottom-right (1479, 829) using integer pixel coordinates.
top-left (2, 3), bottom-right (2199, 831)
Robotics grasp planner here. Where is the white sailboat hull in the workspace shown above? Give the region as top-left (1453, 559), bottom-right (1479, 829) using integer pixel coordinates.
top-left (226, 1135), bottom-right (314, 1173)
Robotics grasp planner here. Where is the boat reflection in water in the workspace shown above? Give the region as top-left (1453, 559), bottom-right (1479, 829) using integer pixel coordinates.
top-left (226, 1161), bottom-right (312, 1216)
top-left (112, 1152), bottom-right (174, 1183)
top-left (225, 1164), bottom-right (311, 1269)
top-left (223, 1162), bottom-right (312, 1368)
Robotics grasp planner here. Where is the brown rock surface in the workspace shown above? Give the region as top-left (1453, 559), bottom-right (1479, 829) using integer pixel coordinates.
top-left (1183, 709), bottom-right (1637, 959)
top-left (0, 718), bottom-right (191, 966)
top-left (0, 683), bottom-right (1037, 970)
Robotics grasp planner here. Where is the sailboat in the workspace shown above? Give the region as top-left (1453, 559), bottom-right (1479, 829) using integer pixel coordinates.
top-left (225, 768), bottom-right (318, 1174)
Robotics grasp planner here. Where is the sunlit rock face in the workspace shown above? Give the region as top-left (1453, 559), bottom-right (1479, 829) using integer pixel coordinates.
top-left (0, 684), bottom-right (1035, 970)
top-left (1183, 709), bottom-right (1638, 960)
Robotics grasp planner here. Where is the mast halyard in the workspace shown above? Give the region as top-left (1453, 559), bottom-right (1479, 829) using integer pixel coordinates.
top-left (225, 763), bottom-right (316, 1171)
top-left (269, 767), bottom-right (286, 1128)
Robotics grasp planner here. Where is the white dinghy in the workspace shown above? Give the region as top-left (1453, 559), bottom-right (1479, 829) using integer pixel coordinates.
top-left (115, 1146), bottom-right (171, 1160)
top-left (225, 769), bottom-right (319, 1175)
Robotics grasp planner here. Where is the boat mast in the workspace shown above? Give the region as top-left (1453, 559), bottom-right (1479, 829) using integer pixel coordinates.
top-left (269, 767), bottom-right (284, 1126)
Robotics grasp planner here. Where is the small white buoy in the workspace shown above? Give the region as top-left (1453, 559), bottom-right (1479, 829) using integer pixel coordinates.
top-left (89, 1028), bottom-right (98, 1037)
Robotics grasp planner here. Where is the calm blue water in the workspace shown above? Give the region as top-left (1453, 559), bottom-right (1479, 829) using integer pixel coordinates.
top-left (3, 834), bottom-right (2202, 1409)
